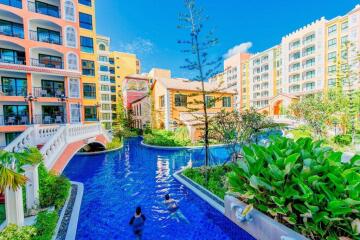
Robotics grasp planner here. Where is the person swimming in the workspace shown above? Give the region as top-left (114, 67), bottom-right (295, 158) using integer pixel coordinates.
top-left (129, 206), bottom-right (146, 239)
top-left (164, 194), bottom-right (189, 224)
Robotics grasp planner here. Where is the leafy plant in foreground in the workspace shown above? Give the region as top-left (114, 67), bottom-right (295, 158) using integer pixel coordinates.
top-left (228, 136), bottom-right (360, 240)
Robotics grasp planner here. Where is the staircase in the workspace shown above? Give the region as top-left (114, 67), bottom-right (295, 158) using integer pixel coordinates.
top-left (5, 123), bottom-right (111, 173)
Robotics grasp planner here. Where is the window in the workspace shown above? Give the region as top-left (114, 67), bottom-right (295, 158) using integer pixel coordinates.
top-left (328, 25), bottom-right (337, 35)
top-left (222, 97), bottom-right (231, 107)
top-left (303, 45), bottom-right (315, 56)
top-left (205, 96), bottom-right (215, 108)
top-left (35, 1), bottom-right (60, 18)
top-left (341, 50), bottom-right (348, 60)
top-left (82, 60), bottom-right (95, 76)
top-left (289, 74), bottom-right (300, 83)
top-left (289, 40), bottom-right (300, 50)
top-left (101, 85), bottom-right (110, 91)
top-left (99, 65), bottom-right (109, 72)
top-left (174, 94), bottom-right (187, 107)
top-left (41, 80), bottom-right (65, 97)
top-left (101, 94), bottom-right (110, 101)
top-left (5, 132), bottom-right (21, 146)
top-left (0, 19), bottom-right (24, 38)
top-left (304, 58), bottom-right (315, 68)
top-left (65, 26), bottom-right (76, 48)
top-left (328, 38), bottom-right (337, 48)
top-left (328, 52), bottom-right (337, 62)
top-left (83, 83), bottom-right (96, 99)
top-left (80, 36), bottom-right (94, 53)
top-left (289, 85), bottom-right (300, 93)
top-left (36, 27), bottom-right (61, 45)
top-left (289, 62), bottom-right (300, 71)
top-left (303, 82), bottom-right (315, 91)
top-left (1, 0), bottom-right (22, 8)
top-left (84, 106), bottom-right (97, 121)
top-left (38, 54), bottom-right (62, 69)
top-left (67, 53), bottom-right (78, 70)
top-left (102, 104), bottom-right (111, 111)
top-left (3, 105), bottom-right (28, 125)
top-left (328, 78), bottom-right (336, 87)
top-left (0, 48), bottom-right (25, 64)
top-left (341, 36), bottom-right (348, 45)
top-left (303, 33), bottom-right (315, 44)
top-left (1, 77), bottom-right (27, 96)
top-left (328, 65), bottom-right (336, 74)
top-left (99, 56), bottom-right (108, 62)
top-left (159, 95), bottom-right (165, 107)
top-left (290, 52), bottom-right (301, 61)
top-left (100, 75), bottom-right (109, 82)
top-left (303, 70), bottom-right (315, 80)
top-left (341, 21), bottom-right (348, 31)
top-left (99, 43), bottom-right (106, 51)
top-left (79, 12), bottom-right (93, 30)
top-left (70, 104), bottom-right (80, 123)
top-left (79, 0), bottom-right (91, 6)
top-left (69, 78), bottom-right (80, 98)
top-left (64, 0), bottom-right (75, 21)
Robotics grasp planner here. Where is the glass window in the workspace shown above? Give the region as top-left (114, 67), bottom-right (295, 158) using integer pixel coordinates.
top-left (84, 106), bottom-right (97, 121)
top-left (83, 83), bottom-right (96, 99)
top-left (100, 75), bottom-right (109, 82)
top-left (4, 105), bottom-right (29, 125)
top-left (80, 36), bottom-right (94, 53)
top-left (70, 104), bottom-right (80, 123)
top-left (0, 0), bottom-right (22, 8)
top-left (82, 60), bottom-right (95, 76)
top-left (1, 77), bottom-right (27, 96)
top-left (79, 0), bottom-right (91, 6)
top-left (0, 48), bottom-right (25, 64)
top-left (5, 132), bottom-right (21, 145)
top-left (79, 12), bottom-right (93, 30)
top-left (341, 21), bottom-right (348, 31)
top-left (328, 25), bottom-right (337, 35)
top-left (40, 80), bottom-right (65, 97)
top-left (35, 1), bottom-right (60, 18)
top-left (101, 94), bottom-right (110, 101)
top-left (222, 97), bottom-right (231, 107)
top-left (174, 94), bottom-right (187, 107)
top-left (64, 0), bottom-right (75, 21)
top-left (69, 78), bottom-right (80, 98)
top-left (99, 44), bottom-right (106, 51)
top-left (328, 65), bottom-right (336, 74)
top-left (328, 38), bottom-right (337, 48)
top-left (36, 27), bottom-right (61, 44)
top-left (159, 95), bottom-right (165, 107)
top-left (38, 54), bottom-right (62, 68)
top-left (0, 19), bottom-right (24, 38)
top-left (328, 52), bottom-right (337, 62)
top-left (67, 53), bottom-right (78, 70)
top-left (65, 26), bottom-right (76, 48)
top-left (99, 65), bottom-right (109, 72)
top-left (341, 36), bottom-right (348, 45)
top-left (99, 56), bottom-right (108, 62)
top-left (205, 96), bottom-right (215, 108)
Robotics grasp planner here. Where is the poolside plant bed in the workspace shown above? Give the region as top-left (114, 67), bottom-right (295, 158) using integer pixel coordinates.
top-left (183, 136), bottom-right (360, 240)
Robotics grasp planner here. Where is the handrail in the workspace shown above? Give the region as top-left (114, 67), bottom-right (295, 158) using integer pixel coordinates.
top-left (41, 126), bottom-right (66, 168)
top-left (4, 127), bottom-right (35, 152)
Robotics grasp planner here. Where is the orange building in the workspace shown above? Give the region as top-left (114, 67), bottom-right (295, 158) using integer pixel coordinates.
top-left (0, 0), bottom-right (84, 147)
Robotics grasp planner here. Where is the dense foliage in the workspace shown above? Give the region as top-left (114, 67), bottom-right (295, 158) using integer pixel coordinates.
top-left (183, 166), bottom-right (231, 199)
top-left (38, 164), bottom-right (70, 210)
top-left (333, 134), bottom-right (353, 146)
top-left (228, 136), bottom-right (360, 239)
top-left (32, 211), bottom-right (58, 240)
top-left (106, 138), bottom-right (123, 150)
top-left (0, 224), bottom-right (36, 240)
top-left (143, 127), bottom-right (191, 147)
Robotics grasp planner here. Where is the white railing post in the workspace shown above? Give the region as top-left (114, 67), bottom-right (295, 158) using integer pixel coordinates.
top-left (5, 187), bottom-right (24, 226)
top-left (22, 164), bottom-right (40, 211)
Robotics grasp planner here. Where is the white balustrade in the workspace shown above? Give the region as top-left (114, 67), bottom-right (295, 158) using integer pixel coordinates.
top-left (34, 125), bottom-right (61, 145)
top-left (4, 127), bottom-right (35, 153)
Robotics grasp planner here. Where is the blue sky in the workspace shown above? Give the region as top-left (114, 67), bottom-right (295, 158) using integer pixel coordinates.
top-left (96, 0), bottom-right (359, 78)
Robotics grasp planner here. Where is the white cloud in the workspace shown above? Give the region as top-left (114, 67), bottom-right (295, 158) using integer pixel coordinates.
top-left (224, 42), bottom-right (252, 59)
top-left (117, 38), bottom-right (154, 55)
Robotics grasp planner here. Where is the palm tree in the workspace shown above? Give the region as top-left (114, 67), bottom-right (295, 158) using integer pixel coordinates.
top-left (0, 147), bottom-right (43, 193)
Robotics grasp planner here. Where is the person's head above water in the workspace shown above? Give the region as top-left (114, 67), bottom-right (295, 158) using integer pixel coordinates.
top-left (136, 206), bottom-right (142, 215)
top-left (165, 194), bottom-right (170, 200)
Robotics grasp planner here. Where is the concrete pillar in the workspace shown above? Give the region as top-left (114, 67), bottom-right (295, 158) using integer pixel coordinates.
top-left (22, 164), bottom-right (39, 210)
top-left (5, 187), bottom-right (24, 226)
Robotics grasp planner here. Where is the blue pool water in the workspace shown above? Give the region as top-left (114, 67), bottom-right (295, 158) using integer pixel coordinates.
top-left (63, 138), bottom-right (255, 240)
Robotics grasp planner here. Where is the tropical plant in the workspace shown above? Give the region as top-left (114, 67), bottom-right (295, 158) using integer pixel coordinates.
top-left (0, 147), bottom-right (43, 193)
top-left (106, 138), bottom-right (122, 150)
top-left (228, 136), bottom-right (360, 239)
top-left (32, 211), bottom-right (58, 240)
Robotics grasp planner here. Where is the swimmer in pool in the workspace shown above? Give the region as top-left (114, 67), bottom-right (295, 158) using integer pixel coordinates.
top-left (129, 206), bottom-right (146, 239)
top-left (164, 194), bottom-right (189, 224)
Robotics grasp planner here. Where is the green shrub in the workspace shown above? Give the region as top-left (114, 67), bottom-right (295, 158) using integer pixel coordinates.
top-left (333, 134), bottom-right (352, 146)
top-left (32, 211), bottom-right (58, 240)
top-left (183, 166), bottom-right (231, 199)
top-left (0, 224), bottom-right (36, 240)
top-left (228, 136), bottom-right (360, 239)
top-left (144, 128), bottom-right (191, 147)
top-left (174, 127), bottom-right (191, 146)
top-left (106, 138), bottom-right (122, 150)
top-left (38, 164), bottom-right (71, 210)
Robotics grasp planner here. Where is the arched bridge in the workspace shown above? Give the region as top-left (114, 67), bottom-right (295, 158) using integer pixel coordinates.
top-left (5, 123), bottom-right (111, 174)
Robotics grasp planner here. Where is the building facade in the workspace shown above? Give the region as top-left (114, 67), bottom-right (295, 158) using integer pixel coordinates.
top-left (213, 5), bottom-right (360, 116)
top-left (0, 0), bottom-right (84, 147)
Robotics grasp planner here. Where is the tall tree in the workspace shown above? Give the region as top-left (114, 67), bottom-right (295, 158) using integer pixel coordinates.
top-left (178, 0), bottom-right (222, 167)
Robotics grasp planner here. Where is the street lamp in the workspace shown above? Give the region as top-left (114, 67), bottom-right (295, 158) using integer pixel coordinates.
top-left (24, 94), bottom-right (37, 124)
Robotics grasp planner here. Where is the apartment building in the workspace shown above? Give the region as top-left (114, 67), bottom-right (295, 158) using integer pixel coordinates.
top-left (214, 5), bottom-right (360, 116)
top-left (0, 0), bottom-right (84, 147)
top-left (109, 52), bottom-right (140, 122)
top-left (96, 35), bottom-right (112, 129)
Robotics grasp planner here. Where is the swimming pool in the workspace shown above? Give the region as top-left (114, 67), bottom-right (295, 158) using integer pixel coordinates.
top-left (63, 137), bottom-right (255, 240)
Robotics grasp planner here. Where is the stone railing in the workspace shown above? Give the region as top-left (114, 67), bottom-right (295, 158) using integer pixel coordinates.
top-left (41, 126), bottom-right (67, 169)
top-left (4, 127), bottom-right (35, 152)
top-left (34, 125), bottom-right (61, 145)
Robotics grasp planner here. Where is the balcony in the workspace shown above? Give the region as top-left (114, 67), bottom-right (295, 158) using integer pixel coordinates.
top-left (29, 30), bottom-right (62, 45)
top-left (0, 56), bottom-right (26, 65)
top-left (0, 114), bottom-right (29, 126)
top-left (0, 84), bottom-right (27, 96)
top-left (28, 1), bottom-right (61, 19)
top-left (0, 24), bottom-right (24, 39)
top-left (33, 87), bottom-right (65, 98)
top-left (0, 0), bottom-right (22, 8)
top-left (31, 58), bottom-right (63, 69)
top-left (33, 114), bottom-right (67, 124)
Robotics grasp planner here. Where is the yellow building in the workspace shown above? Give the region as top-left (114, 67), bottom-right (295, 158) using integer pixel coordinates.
top-left (109, 52), bottom-right (140, 121)
top-left (151, 77), bottom-right (235, 141)
top-left (78, 0), bottom-right (99, 123)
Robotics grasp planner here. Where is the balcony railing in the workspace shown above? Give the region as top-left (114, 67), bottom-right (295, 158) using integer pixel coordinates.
top-left (0, 56), bottom-right (26, 65)
top-left (33, 87), bottom-right (65, 98)
top-left (0, 85), bottom-right (27, 96)
top-left (0, 25), bottom-right (24, 38)
top-left (28, 1), bottom-right (61, 18)
top-left (31, 58), bottom-right (64, 69)
top-left (33, 114), bottom-right (67, 125)
top-left (29, 30), bottom-right (62, 45)
top-left (0, 0), bottom-right (22, 8)
top-left (0, 115), bottom-right (29, 126)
